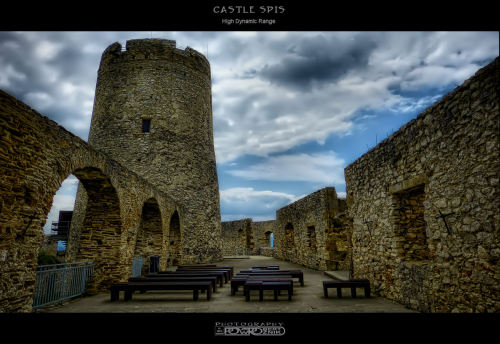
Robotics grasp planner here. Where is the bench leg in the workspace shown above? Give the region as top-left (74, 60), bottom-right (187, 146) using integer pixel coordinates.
top-left (337, 287), bottom-right (342, 298)
top-left (365, 286), bottom-right (371, 298)
top-left (193, 289), bottom-right (199, 301)
top-left (124, 290), bottom-right (133, 301)
top-left (110, 289), bottom-right (119, 302)
top-left (245, 288), bottom-right (250, 301)
top-left (300, 277), bottom-right (304, 286)
top-left (288, 287), bottom-right (292, 301)
top-left (259, 288), bottom-right (263, 301)
top-left (207, 287), bottom-right (212, 301)
top-left (274, 289), bottom-right (278, 301)
top-left (351, 287), bottom-right (357, 298)
top-left (231, 286), bottom-right (236, 296)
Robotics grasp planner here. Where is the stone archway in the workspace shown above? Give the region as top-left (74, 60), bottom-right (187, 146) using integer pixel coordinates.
top-left (168, 210), bottom-right (181, 266)
top-left (133, 198), bottom-right (163, 275)
top-left (265, 231), bottom-right (274, 247)
top-left (0, 89), bottom-right (181, 312)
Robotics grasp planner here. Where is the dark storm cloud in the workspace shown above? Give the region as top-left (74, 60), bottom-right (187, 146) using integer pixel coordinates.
top-left (0, 32), bottom-right (120, 139)
top-left (259, 33), bottom-right (378, 90)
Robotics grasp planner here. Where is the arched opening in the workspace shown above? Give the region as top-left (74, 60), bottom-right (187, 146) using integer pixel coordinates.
top-left (325, 218), bottom-right (348, 270)
top-left (168, 210), bottom-right (181, 266)
top-left (40, 174), bottom-right (79, 263)
top-left (264, 231), bottom-right (274, 248)
top-left (133, 198), bottom-right (163, 276)
top-left (72, 167), bottom-right (123, 293)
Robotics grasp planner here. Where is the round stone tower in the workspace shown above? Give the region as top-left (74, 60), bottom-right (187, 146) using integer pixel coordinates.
top-left (85, 39), bottom-right (222, 264)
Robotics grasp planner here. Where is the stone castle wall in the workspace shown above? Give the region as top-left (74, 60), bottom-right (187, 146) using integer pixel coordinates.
top-left (252, 220), bottom-right (276, 253)
top-left (345, 57), bottom-right (499, 312)
top-left (72, 39), bottom-right (222, 265)
top-left (0, 89), bottom-right (181, 312)
top-left (259, 247), bottom-right (277, 257)
top-left (275, 187), bottom-right (351, 271)
top-left (221, 219), bottom-right (276, 256)
top-left (221, 219), bottom-right (253, 255)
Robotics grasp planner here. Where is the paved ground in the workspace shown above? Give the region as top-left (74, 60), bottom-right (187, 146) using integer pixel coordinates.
top-left (36, 255), bottom-right (415, 313)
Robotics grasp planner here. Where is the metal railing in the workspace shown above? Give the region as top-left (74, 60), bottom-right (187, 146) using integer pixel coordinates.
top-left (32, 261), bottom-right (94, 309)
top-left (131, 256), bottom-right (145, 277)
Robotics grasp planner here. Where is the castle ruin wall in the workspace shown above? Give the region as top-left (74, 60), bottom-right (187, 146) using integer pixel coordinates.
top-left (275, 187), bottom-right (352, 271)
top-left (344, 57), bottom-right (499, 312)
top-left (0, 89), bottom-right (181, 312)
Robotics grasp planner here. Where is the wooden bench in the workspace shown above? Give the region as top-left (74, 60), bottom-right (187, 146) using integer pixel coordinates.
top-left (176, 268), bottom-right (233, 283)
top-left (130, 276), bottom-right (217, 292)
top-left (238, 270), bottom-right (304, 286)
top-left (176, 267), bottom-right (233, 279)
top-left (177, 265), bottom-right (233, 273)
top-left (323, 279), bottom-right (371, 298)
top-left (155, 271), bottom-right (225, 287)
top-left (178, 264), bottom-right (217, 268)
top-left (230, 275), bottom-right (293, 296)
top-left (110, 281), bottom-right (213, 301)
top-left (244, 280), bottom-right (293, 301)
top-left (251, 265), bottom-right (279, 270)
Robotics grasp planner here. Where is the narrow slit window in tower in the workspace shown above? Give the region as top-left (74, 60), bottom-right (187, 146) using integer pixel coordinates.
top-left (142, 119), bottom-right (151, 133)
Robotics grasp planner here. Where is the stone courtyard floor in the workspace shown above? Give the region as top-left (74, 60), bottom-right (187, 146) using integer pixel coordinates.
top-left (36, 255), bottom-right (414, 313)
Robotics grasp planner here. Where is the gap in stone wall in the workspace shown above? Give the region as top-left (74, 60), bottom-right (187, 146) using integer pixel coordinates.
top-left (325, 218), bottom-right (348, 270)
top-left (40, 174), bottom-right (79, 260)
top-left (393, 184), bottom-right (430, 262)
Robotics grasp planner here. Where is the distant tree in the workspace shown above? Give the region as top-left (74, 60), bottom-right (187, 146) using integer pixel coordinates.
top-left (38, 250), bottom-right (61, 265)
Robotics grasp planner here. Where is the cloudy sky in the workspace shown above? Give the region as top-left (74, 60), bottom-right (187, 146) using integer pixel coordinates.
top-left (0, 31), bottom-right (497, 233)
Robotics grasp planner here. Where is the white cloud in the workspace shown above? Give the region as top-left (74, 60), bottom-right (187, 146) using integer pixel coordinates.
top-left (24, 91), bottom-right (54, 110)
top-left (220, 187), bottom-right (298, 220)
top-left (220, 187), bottom-right (297, 203)
top-left (400, 64), bottom-right (481, 91)
top-left (34, 40), bottom-right (63, 61)
top-left (0, 64), bottom-right (26, 87)
top-left (227, 151), bottom-right (346, 185)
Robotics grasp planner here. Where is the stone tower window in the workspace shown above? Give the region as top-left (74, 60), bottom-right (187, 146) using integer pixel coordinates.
top-left (393, 184), bottom-right (430, 261)
top-left (142, 119), bottom-right (151, 133)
